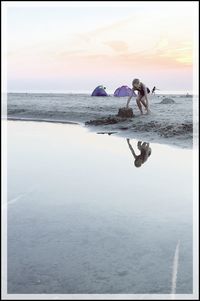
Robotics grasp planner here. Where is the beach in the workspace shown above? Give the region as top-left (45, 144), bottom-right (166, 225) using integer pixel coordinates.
top-left (4, 1), bottom-right (198, 297)
top-left (7, 120), bottom-right (193, 295)
top-left (6, 93), bottom-right (194, 148)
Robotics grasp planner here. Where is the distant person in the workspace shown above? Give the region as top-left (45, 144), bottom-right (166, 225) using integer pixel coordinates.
top-left (151, 86), bottom-right (159, 94)
top-left (126, 78), bottom-right (150, 114)
top-left (99, 85), bottom-right (106, 90)
top-left (127, 139), bottom-right (152, 168)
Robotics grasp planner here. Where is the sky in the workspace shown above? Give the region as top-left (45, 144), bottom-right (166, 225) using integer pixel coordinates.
top-left (4, 1), bottom-right (198, 93)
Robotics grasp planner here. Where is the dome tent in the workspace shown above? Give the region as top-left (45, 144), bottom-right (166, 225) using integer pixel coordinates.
top-left (114, 85), bottom-right (135, 97)
top-left (91, 85), bottom-right (108, 96)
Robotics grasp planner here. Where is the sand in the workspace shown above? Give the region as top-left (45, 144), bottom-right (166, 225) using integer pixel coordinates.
top-left (6, 93), bottom-right (194, 148)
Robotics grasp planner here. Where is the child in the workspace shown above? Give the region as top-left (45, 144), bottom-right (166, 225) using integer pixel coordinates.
top-left (126, 78), bottom-right (150, 114)
top-left (127, 139), bottom-right (152, 168)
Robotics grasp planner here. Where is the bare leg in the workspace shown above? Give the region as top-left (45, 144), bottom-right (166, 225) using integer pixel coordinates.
top-left (140, 100), bottom-right (146, 106)
top-left (140, 98), bottom-right (147, 109)
top-left (136, 98), bottom-right (143, 114)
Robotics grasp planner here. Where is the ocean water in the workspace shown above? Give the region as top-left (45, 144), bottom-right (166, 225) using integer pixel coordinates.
top-left (6, 93), bottom-right (194, 148)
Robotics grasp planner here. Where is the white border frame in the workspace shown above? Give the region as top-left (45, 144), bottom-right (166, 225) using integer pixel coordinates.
top-left (1, 1), bottom-right (199, 300)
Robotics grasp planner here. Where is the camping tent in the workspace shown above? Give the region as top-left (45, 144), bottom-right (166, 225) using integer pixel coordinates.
top-left (114, 85), bottom-right (135, 97)
top-left (91, 85), bottom-right (108, 96)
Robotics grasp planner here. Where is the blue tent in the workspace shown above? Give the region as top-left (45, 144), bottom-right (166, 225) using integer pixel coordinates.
top-left (91, 85), bottom-right (108, 96)
top-left (114, 85), bottom-right (135, 97)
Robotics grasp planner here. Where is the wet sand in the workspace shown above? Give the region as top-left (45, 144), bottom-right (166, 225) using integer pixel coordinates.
top-left (6, 93), bottom-right (194, 148)
top-left (6, 121), bottom-right (193, 296)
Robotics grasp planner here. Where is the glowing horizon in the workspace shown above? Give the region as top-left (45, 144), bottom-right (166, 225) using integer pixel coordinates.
top-left (5, 2), bottom-right (198, 92)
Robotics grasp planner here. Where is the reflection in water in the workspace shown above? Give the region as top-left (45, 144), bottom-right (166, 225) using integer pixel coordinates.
top-left (127, 139), bottom-right (152, 168)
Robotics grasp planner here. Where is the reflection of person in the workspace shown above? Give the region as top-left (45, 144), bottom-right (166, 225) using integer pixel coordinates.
top-left (126, 78), bottom-right (150, 114)
top-left (127, 139), bottom-right (152, 168)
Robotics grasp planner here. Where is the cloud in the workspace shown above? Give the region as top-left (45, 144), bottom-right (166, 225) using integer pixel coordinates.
top-left (104, 40), bottom-right (129, 52)
top-left (7, 6), bottom-right (194, 82)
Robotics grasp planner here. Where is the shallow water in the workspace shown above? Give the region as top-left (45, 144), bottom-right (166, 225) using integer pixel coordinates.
top-left (7, 121), bottom-right (193, 295)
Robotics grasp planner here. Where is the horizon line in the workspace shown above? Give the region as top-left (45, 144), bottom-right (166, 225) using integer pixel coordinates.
top-left (7, 90), bottom-right (193, 95)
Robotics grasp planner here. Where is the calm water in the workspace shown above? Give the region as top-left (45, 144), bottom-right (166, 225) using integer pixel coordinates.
top-left (7, 121), bottom-right (193, 295)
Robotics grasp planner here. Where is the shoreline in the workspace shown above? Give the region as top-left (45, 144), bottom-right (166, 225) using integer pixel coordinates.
top-left (5, 116), bottom-right (79, 125)
top-left (4, 117), bottom-right (193, 149)
top-left (6, 93), bottom-right (193, 150)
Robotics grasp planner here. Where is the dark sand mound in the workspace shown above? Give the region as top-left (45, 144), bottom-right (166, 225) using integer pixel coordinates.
top-left (160, 98), bottom-right (175, 104)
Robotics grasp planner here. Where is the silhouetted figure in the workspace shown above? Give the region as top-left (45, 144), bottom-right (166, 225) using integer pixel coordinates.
top-left (127, 139), bottom-right (152, 168)
top-left (151, 86), bottom-right (159, 94)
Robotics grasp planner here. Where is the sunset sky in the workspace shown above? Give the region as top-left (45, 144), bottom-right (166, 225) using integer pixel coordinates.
top-left (5, 1), bottom-right (198, 93)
